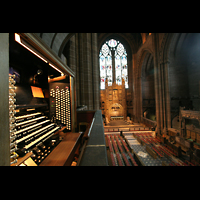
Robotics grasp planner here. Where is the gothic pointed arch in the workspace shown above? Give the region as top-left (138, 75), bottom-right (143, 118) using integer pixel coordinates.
top-left (99, 38), bottom-right (128, 89)
top-left (134, 47), bottom-right (155, 123)
top-left (58, 33), bottom-right (76, 57)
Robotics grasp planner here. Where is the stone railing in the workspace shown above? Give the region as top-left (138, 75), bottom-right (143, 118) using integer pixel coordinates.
top-left (142, 117), bottom-right (157, 129)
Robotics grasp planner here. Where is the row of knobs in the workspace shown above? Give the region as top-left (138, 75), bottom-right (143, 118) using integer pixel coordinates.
top-left (50, 88), bottom-right (71, 130)
top-left (9, 74), bottom-right (18, 165)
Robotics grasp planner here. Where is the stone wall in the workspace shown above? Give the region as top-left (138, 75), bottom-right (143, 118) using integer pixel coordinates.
top-left (134, 33), bottom-right (200, 135)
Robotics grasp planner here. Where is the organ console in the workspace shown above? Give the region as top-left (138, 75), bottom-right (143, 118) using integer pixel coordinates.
top-left (10, 86), bottom-right (63, 165)
top-left (9, 33), bottom-right (76, 166)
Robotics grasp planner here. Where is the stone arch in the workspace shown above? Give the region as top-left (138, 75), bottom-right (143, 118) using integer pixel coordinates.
top-left (156, 33), bottom-right (183, 130)
top-left (58, 33), bottom-right (76, 57)
top-left (136, 47), bottom-right (153, 77)
top-left (158, 33), bottom-right (200, 129)
top-left (134, 48), bottom-right (154, 122)
top-left (159, 33), bottom-right (171, 63)
top-left (34, 33), bottom-right (75, 58)
top-left (159, 33), bottom-right (184, 64)
top-left (159, 33), bottom-right (190, 65)
top-left (36, 33), bottom-right (56, 49)
top-left (51, 33), bottom-right (71, 55)
top-left (140, 50), bottom-right (153, 77)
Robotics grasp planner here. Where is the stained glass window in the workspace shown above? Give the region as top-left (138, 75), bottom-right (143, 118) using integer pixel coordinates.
top-left (100, 43), bottom-right (112, 89)
top-left (99, 39), bottom-right (128, 89)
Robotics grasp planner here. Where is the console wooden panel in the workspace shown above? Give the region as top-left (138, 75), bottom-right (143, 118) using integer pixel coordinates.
top-left (40, 132), bottom-right (82, 166)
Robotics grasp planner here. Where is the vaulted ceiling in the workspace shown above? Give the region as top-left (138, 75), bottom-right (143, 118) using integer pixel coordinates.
top-left (34, 33), bottom-right (143, 58)
top-left (34, 33), bottom-right (75, 57)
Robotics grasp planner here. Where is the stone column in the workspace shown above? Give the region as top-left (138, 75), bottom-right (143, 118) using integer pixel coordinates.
top-left (75, 33), bottom-right (80, 106)
top-left (158, 61), bottom-right (164, 132)
top-left (164, 61), bottom-right (171, 129)
top-left (0, 33), bottom-right (10, 165)
top-left (83, 33), bottom-right (93, 110)
top-left (68, 35), bottom-right (76, 73)
top-left (132, 53), bottom-right (137, 122)
top-left (135, 74), bottom-right (142, 123)
top-left (133, 54), bottom-right (141, 123)
top-left (91, 33), bottom-right (100, 110)
top-left (76, 33), bottom-right (99, 110)
top-left (161, 60), bottom-right (172, 135)
top-left (78, 33), bottom-right (86, 107)
top-left (152, 33), bottom-right (161, 135)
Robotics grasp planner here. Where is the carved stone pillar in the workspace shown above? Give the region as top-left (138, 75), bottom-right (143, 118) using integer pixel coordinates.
top-left (152, 33), bottom-right (161, 135)
top-left (91, 33), bottom-right (100, 110)
top-left (163, 60), bottom-right (171, 131)
top-left (76, 33), bottom-right (99, 110)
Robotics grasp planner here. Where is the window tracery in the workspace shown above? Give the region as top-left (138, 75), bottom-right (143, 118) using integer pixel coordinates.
top-left (99, 39), bottom-right (128, 89)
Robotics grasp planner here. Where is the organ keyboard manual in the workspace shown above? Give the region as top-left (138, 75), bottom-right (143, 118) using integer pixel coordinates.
top-left (14, 110), bottom-right (61, 165)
